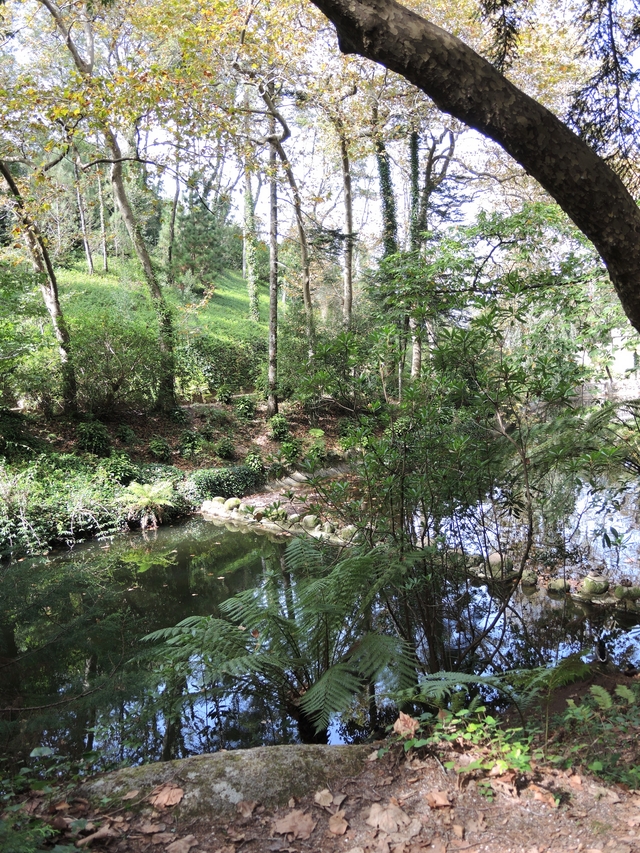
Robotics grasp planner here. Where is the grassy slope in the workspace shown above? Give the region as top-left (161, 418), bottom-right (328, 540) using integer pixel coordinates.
top-left (57, 262), bottom-right (269, 345)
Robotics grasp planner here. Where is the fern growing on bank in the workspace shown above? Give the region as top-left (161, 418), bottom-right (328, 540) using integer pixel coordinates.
top-left (144, 537), bottom-right (416, 740)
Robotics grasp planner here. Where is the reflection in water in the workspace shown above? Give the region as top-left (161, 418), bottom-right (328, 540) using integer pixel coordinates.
top-left (0, 518), bottom-right (290, 771)
top-left (1, 503), bottom-right (639, 772)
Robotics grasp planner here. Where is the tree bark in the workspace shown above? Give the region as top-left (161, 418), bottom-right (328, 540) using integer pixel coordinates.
top-left (96, 168), bottom-right (109, 273)
top-left (74, 160), bottom-right (94, 275)
top-left (339, 131), bottom-right (354, 328)
top-left (310, 0), bottom-right (640, 334)
top-left (244, 169), bottom-right (260, 321)
top-left (0, 160), bottom-right (77, 413)
top-left (106, 130), bottom-right (175, 411)
top-left (267, 135), bottom-right (279, 418)
top-left (167, 166), bottom-right (180, 287)
top-left (372, 104), bottom-right (398, 258)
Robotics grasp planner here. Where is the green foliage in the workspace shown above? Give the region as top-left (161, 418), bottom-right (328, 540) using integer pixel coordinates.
top-left (234, 396), bottom-right (255, 421)
top-left (179, 429), bottom-right (202, 459)
top-left (268, 414), bottom-right (290, 441)
top-left (176, 338), bottom-right (263, 401)
top-left (280, 438), bottom-right (301, 464)
top-left (189, 465), bottom-right (264, 500)
top-left (75, 420), bottom-right (112, 457)
top-left (216, 385), bottom-right (233, 404)
top-left (98, 453), bottom-right (139, 485)
top-left (115, 424), bottom-right (138, 446)
top-left (121, 480), bottom-right (175, 528)
top-left (244, 450), bottom-right (264, 476)
top-left (554, 682), bottom-right (640, 787)
top-left (148, 436), bottom-right (172, 463)
top-left (214, 436), bottom-right (235, 460)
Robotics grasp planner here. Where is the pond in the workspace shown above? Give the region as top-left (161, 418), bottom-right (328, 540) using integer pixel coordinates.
top-left (1, 507), bottom-right (639, 776)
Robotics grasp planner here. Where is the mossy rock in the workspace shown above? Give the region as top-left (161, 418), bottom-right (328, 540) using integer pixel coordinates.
top-left (339, 525), bottom-right (358, 541)
top-left (301, 514), bottom-right (320, 530)
top-left (547, 578), bottom-right (570, 594)
top-left (614, 585), bottom-right (640, 601)
top-left (77, 745), bottom-right (371, 819)
top-left (582, 574), bottom-right (609, 595)
top-left (486, 553), bottom-right (514, 578)
top-left (224, 497), bottom-right (242, 511)
top-left (521, 569), bottom-right (538, 587)
top-left (322, 521), bottom-right (336, 534)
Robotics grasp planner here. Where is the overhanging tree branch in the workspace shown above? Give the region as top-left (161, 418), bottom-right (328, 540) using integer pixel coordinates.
top-left (309, 0), bottom-right (640, 334)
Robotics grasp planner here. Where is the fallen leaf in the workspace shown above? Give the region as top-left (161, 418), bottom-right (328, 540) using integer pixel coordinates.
top-left (429, 841), bottom-right (447, 853)
top-left (236, 800), bottom-right (258, 818)
top-left (288, 797), bottom-right (296, 808)
top-left (490, 774), bottom-right (519, 799)
top-left (328, 810), bottom-right (348, 835)
top-left (151, 833), bottom-right (175, 845)
top-left (366, 802), bottom-right (411, 834)
top-left (314, 789), bottom-right (334, 808)
top-left (344, 848), bottom-right (365, 853)
top-left (54, 801), bottom-right (70, 811)
top-left (569, 774), bottom-right (582, 789)
top-left (453, 824), bottom-right (465, 839)
top-left (426, 791), bottom-right (451, 809)
top-left (393, 712), bottom-right (420, 739)
top-left (166, 835), bottom-right (198, 853)
top-left (333, 793), bottom-right (347, 808)
top-left (273, 809), bottom-right (316, 840)
top-left (149, 783), bottom-right (184, 809)
top-left (140, 822), bottom-right (166, 834)
top-left (51, 815), bottom-right (71, 830)
top-left (526, 783), bottom-right (557, 808)
top-left (627, 815), bottom-right (640, 827)
top-left (76, 824), bottom-right (120, 847)
top-left (368, 750), bottom-right (379, 761)
top-left (121, 789), bottom-right (140, 801)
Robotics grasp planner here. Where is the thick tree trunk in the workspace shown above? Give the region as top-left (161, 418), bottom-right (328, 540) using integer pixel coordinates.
top-left (106, 130), bottom-right (175, 411)
top-left (310, 0), bottom-right (640, 333)
top-left (339, 131), bottom-right (354, 328)
top-left (267, 138), bottom-right (279, 418)
top-left (0, 161), bottom-right (77, 413)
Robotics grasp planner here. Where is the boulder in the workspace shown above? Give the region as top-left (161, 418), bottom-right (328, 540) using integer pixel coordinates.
top-left (582, 574), bottom-right (609, 595)
top-left (339, 525), bottom-right (358, 541)
top-left (224, 497), bottom-right (242, 511)
top-left (547, 578), bottom-right (570, 594)
top-left (521, 569), bottom-right (538, 587)
top-left (301, 514), bottom-right (320, 530)
top-left (78, 745), bottom-right (371, 819)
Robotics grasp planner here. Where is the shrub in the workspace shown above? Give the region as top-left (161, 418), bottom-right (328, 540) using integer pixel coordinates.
top-left (214, 436), bottom-right (235, 460)
top-left (116, 424), bottom-right (138, 446)
top-left (234, 396), bottom-right (256, 421)
top-left (190, 465), bottom-right (264, 501)
top-left (169, 407), bottom-right (189, 424)
top-left (269, 413), bottom-right (290, 441)
top-left (76, 420), bottom-right (112, 457)
top-left (99, 453), bottom-right (139, 485)
top-left (216, 385), bottom-right (233, 404)
top-left (244, 450), bottom-right (264, 476)
top-left (148, 436), bottom-right (172, 463)
top-left (179, 429), bottom-right (202, 458)
top-left (280, 438), bottom-right (302, 464)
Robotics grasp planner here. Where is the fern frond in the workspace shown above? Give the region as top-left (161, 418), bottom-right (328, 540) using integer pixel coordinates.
top-left (298, 662), bottom-right (363, 733)
top-left (614, 684), bottom-right (636, 705)
top-left (590, 684), bottom-right (613, 710)
top-left (401, 670), bottom-right (517, 708)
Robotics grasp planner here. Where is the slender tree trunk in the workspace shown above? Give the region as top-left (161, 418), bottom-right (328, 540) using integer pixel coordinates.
top-left (273, 138), bottom-right (315, 358)
top-left (339, 131), bottom-right (354, 328)
top-left (244, 169), bottom-right (260, 321)
top-left (0, 160), bottom-right (77, 413)
top-left (372, 107), bottom-right (398, 258)
top-left (74, 161), bottom-right (94, 275)
top-left (105, 130), bottom-right (175, 411)
top-left (267, 135), bottom-right (279, 418)
top-left (167, 167), bottom-right (180, 287)
top-left (96, 168), bottom-right (108, 273)
top-left (409, 130), bottom-right (421, 252)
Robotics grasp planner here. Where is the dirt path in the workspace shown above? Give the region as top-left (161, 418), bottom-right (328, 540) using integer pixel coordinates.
top-left (47, 743), bottom-right (640, 853)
